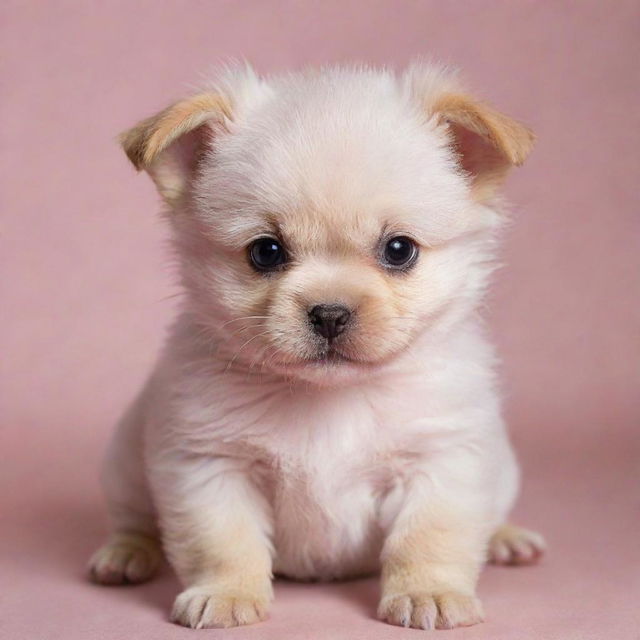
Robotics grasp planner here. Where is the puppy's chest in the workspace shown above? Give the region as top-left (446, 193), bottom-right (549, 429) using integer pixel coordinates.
top-left (233, 384), bottom-right (428, 579)
top-left (250, 444), bottom-right (408, 581)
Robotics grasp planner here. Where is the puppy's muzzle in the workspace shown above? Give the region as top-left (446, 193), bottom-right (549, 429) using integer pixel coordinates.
top-left (308, 304), bottom-right (351, 340)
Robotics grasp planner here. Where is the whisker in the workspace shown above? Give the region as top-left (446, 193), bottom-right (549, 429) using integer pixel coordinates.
top-left (228, 322), bottom-right (267, 339)
top-left (218, 315), bottom-right (270, 330)
top-left (247, 343), bottom-right (278, 383)
top-left (224, 330), bottom-right (271, 373)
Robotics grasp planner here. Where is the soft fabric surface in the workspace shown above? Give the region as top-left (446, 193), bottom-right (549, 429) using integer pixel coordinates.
top-left (2, 430), bottom-right (638, 639)
top-left (2, 1), bottom-right (638, 638)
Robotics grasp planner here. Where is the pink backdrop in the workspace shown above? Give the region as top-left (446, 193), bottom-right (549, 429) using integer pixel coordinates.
top-left (2, 2), bottom-right (638, 639)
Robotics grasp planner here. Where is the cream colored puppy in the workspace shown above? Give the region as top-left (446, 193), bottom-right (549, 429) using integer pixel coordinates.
top-left (89, 62), bottom-right (545, 631)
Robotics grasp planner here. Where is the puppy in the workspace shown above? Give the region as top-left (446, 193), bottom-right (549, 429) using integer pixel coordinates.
top-left (88, 62), bottom-right (545, 630)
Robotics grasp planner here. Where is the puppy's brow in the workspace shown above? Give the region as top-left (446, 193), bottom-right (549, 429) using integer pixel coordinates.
top-left (380, 219), bottom-right (429, 248)
top-left (221, 218), bottom-right (282, 249)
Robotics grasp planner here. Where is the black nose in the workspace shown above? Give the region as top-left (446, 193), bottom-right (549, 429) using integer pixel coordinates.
top-left (308, 304), bottom-right (351, 340)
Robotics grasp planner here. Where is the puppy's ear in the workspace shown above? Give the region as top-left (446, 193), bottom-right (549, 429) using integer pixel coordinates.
top-left (432, 93), bottom-right (535, 200)
top-left (120, 93), bottom-right (232, 204)
top-left (404, 64), bottom-right (535, 201)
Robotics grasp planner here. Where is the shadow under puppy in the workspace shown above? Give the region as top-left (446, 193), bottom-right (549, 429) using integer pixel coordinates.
top-left (89, 62), bottom-right (545, 630)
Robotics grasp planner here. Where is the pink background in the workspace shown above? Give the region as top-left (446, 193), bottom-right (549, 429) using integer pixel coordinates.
top-left (2, 1), bottom-right (638, 638)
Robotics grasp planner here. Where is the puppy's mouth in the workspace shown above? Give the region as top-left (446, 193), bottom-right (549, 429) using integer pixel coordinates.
top-left (279, 345), bottom-right (372, 370)
top-left (266, 339), bottom-right (410, 384)
top-left (306, 349), bottom-right (355, 365)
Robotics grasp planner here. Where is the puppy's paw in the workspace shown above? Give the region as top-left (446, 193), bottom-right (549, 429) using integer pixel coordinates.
top-left (489, 524), bottom-right (546, 566)
top-left (171, 585), bottom-right (270, 629)
top-left (378, 591), bottom-right (484, 630)
top-left (88, 533), bottom-right (161, 585)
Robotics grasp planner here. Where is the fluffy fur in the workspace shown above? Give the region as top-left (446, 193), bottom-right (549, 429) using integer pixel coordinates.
top-left (88, 62), bottom-right (544, 630)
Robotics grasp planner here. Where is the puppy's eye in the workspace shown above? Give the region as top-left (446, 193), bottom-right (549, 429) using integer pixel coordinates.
top-left (249, 237), bottom-right (287, 271)
top-left (381, 236), bottom-right (418, 270)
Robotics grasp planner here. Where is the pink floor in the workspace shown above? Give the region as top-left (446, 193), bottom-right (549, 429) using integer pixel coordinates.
top-left (2, 424), bottom-right (638, 639)
top-left (2, 1), bottom-right (639, 639)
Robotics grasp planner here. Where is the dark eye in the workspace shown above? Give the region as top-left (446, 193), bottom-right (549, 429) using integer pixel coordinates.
top-left (381, 236), bottom-right (418, 269)
top-left (249, 237), bottom-right (287, 271)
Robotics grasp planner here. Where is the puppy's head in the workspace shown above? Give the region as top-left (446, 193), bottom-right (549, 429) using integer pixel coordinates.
top-left (122, 63), bottom-right (533, 385)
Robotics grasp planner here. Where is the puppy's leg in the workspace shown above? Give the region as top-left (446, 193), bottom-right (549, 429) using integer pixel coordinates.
top-left (488, 523), bottom-right (546, 565)
top-left (378, 452), bottom-right (492, 631)
top-left (89, 531), bottom-right (162, 585)
top-left (486, 435), bottom-right (545, 566)
top-left (150, 455), bottom-right (273, 629)
top-left (89, 393), bottom-right (162, 585)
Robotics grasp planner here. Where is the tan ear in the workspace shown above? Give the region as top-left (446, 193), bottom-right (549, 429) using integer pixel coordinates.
top-left (120, 93), bottom-right (232, 203)
top-left (431, 92), bottom-right (535, 201)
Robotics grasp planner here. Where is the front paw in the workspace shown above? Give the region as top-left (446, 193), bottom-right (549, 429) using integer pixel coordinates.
top-left (171, 585), bottom-right (270, 629)
top-left (378, 591), bottom-right (484, 630)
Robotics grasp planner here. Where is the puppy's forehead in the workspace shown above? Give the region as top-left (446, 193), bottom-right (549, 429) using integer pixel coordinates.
top-left (271, 204), bottom-right (386, 255)
top-left (206, 73), bottom-right (470, 246)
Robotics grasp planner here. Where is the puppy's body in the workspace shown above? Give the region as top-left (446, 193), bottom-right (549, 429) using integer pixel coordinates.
top-left (90, 63), bottom-right (544, 630)
top-left (106, 313), bottom-right (516, 579)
